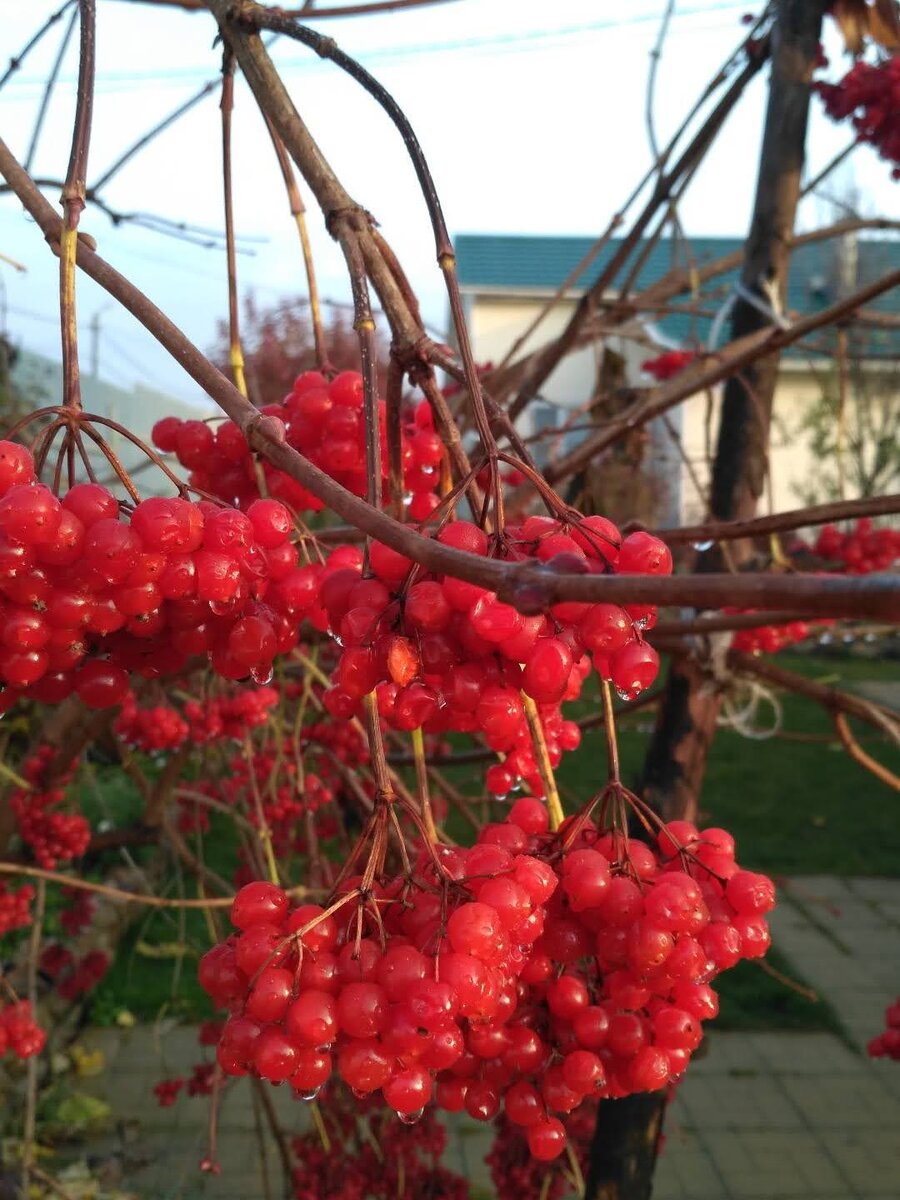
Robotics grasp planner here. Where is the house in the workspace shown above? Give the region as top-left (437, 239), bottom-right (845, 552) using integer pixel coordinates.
top-left (454, 233), bottom-right (900, 525)
top-left (6, 346), bottom-right (215, 497)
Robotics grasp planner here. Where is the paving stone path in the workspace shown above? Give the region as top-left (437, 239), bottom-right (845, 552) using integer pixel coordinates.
top-left (75, 876), bottom-right (900, 1199)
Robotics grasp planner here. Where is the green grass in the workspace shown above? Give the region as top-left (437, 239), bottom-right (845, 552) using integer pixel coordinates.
top-left (556, 652), bottom-right (900, 878)
top-left (713, 946), bottom-right (845, 1036)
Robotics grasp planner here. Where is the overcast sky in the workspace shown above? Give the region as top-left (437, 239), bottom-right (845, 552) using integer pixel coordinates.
top-left (1, 0), bottom-right (895, 410)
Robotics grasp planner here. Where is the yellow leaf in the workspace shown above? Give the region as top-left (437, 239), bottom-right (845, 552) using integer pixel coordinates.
top-left (70, 1044), bottom-right (106, 1077)
top-left (135, 940), bottom-right (196, 959)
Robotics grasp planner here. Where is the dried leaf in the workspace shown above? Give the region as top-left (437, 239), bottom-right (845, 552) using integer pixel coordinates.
top-left (870, 0), bottom-right (900, 47)
top-left (832, 0), bottom-right (870, 54)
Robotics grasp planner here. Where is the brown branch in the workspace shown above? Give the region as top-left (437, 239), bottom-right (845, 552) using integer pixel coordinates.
top-left (660, 492), bottom-right (900, 545)
top-left (834, 713), bottom-right (900, 791)
top-left (729, 649), bottom-right (900, 736)
top-left (0, 861), bottom-right (319, 905)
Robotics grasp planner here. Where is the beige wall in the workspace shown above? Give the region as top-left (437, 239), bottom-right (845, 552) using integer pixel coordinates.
top-left (464, 289), bottom-right (843, 524)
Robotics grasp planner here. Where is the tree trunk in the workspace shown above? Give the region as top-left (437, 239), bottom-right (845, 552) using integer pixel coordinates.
top-left (585, 3), bottom-right (827, 1195)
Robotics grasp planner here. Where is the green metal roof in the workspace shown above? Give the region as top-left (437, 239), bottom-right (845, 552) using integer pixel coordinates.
top-left (454, 233), bottom-right (900, 358)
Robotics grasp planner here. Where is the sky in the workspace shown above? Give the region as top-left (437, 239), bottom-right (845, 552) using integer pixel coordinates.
top-left (1, 0), bottom-right (896, 411)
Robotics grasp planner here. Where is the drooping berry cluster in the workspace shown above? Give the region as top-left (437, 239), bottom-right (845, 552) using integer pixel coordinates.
top-left (0, 999), bottom-right (46, 1059)
top-left (641, 350), bottom-right (695, 381)
top-left (290, 1098), bottom-right (469, 1200)
top-left (817, 56), bottom-right (900, 177)
top-left (315, 519), bottom-right (667, 795)
top-left (153, 371), bottom-right (447, 522)
top-left (0, 440), bottom-right (307, 703)
top-left (0, 881), bottom-right (34, 935)
top-left (10, 746), bottom-right (88, 869)
top-left (200, 798), bottom-right (773, 1161)
top-left (868, 997), bottom-right (900, 1062)
top-left (39, 944), bottom-right (110, 1000)
top-left (809, 519), bottom-right (900, 574)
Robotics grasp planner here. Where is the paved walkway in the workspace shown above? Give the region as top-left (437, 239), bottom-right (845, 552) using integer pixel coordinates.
top-left (72, 877), bottom-right (900, 1199)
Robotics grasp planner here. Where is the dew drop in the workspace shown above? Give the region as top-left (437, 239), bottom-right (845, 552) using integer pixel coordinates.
top-left (633, 615), bottom-right (651, 631)
top-left (251, 664), bottom-right (274, 685)
top-left (209, 599), bottom-right (234, 616)
top-left (691, 539), bottom-right (714, 552)
top-left (616, 685), bottom-right (640, 702)
top-left (397, 1107), bottom-right (425, 1125)
top-left (297, 1086), bottom-right (321, 1101)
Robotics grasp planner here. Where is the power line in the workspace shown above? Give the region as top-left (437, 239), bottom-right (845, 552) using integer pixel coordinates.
top-left (5, 4), bottom-right (753, 92)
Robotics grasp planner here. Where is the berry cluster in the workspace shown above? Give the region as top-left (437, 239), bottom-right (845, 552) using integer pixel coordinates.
top-left (10, 745), bottom-right (88, 869)
top-left (199, 798), bottom-right (772, 1161)
top-left (817, 56), bottom-right (900, 177)
top-left (114, 684), bottom-right (279, 753)
top-left (868, 997), bottom-right (900, 1062)
top-left (0, 999), bottom-right (45, 1059)
top-left (641, 350), bottom-right (695, 381)
top-left (290, 1099), bottom-right (469, 1200)
top-left (488, 1101), bottom-right (597, 1200)
top-left (60, 885), bottom-right (94, 937)
top-left (730, 616), bottom-right (814, 655)
top-left (153, 1077), bottom-right (184, 1107)
top-left (0, 881), bottom-right (34, 935)
top-left (810, 520), bottom-right (900, 574)
top-left (39, 944), bottom-right (109, 999)
top-left (153, 370), bottom-right (447, 522)
top-left (315, 520), bottom-right (667, 795)
top-left (0, 439), bottom-right (306, 704)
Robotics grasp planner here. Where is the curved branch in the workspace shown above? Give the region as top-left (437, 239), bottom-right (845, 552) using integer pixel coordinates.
top-left (729, 649), bottom-right (900, 740)
top-left (834, 713), bottom-right (900, 791)
top-left (660, 492), bottom-right (900, 545)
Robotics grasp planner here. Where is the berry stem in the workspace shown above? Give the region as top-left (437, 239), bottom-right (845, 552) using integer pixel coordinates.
top-left (20, 878), bottom-right (45, 1198)
top-left (220, 49), bottom-right (248, 399)
top-left (243, 736), bottom-right (282, 886)
top-left (600, 679), bottom-right (622, 784)
top-left (410, 725), bottom-right (437, 844)
top-left (261, 113), bottom-right (332, 376)
top-left (521, 692), bottom-right (564, 831)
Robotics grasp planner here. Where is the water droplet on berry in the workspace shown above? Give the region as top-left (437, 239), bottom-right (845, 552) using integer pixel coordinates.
top-left (297, 1086), bottom-right (322, 1101)
top-left (251, 665), bottom-right (274, 685)
top-left (397, 1107), bottom-right (424, 1125)
top-left (209, 600), bottom-right (233, 617)
top-left (691, 539), bottom-right (714, 552)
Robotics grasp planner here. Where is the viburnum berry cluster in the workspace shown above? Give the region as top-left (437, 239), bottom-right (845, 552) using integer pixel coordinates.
top-left (0, 999), bottom-right (45, 1060)
top-left (0, 439), bottom-right (307, 704)
top-left (10, 745), bottom-right (88, 869)
top-left (290, 1095), bottom-right (469, 1200)
top-left (868, 997), bottom-right (900, 1062)
top-left (313, 518), bottom-right (668, 796)
top-left (817, 55), bottom-right (900, 177)
top-left (730, 615), bottom-right (816, 655)
top-left (806, 519), bottom-right (900, 574)
top-left (641, 350), bottom-right (695, 381)
top-left (39, 944), bottom-right (110, 1000)
top-left (153, 370), bottom-right (447, 522)
top-left (0, 881), bottom-right (34, 935)
top-left (114, 683), bottom-right (279, 753)
top-left (199, 792), bottom-right (773, 1162)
